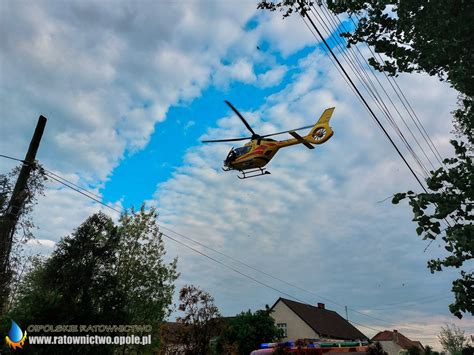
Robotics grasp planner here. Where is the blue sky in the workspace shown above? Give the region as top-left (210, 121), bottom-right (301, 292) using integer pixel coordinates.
top-left (1, 1), bottom-right (472, 349)
top-left (102, 41), bottom-right (318, 207)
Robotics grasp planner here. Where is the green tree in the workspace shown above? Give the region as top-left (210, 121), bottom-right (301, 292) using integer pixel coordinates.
top-left (408, 346), bottom-right (421, 355)
top-left (215, 307), bottom-right (284, 355)
top-left (0, 165), bottom-right (46, 313)
top-left (176, 284), bottom-right (221, 355)
top-left (116, 207), bottom-right (179, 327)
top-left (4, 207), bottom-right (178, 354)
top-left (438, 324), bottom-right (470, 355)
top-left (257, 0), bottom-right (474, 318)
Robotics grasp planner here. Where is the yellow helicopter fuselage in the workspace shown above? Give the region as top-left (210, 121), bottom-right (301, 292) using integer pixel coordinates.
top-left (225, 107), bottom-right (335, 172)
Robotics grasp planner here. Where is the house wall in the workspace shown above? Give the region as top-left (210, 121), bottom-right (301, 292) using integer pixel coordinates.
top-left (378, 340), bottom-right (405, 355)
top-left (271, 300), bottom-right (319, 342)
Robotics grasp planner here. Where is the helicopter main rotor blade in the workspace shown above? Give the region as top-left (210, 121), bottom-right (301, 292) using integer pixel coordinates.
top-left (259, 124), bottom-right (315, 138)
top-left (224, 100), bottom-right (257, 136)
top-left (202, 136), bottom-right (252, 143)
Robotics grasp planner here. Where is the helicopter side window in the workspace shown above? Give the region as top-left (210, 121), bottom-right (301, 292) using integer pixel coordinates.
top-left (233, 146), bottom-right (251, 157)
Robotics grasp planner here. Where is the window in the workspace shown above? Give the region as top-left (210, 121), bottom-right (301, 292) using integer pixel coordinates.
top-left (233, 146), bottom-right (251, 156)
top-left (277, 323), bottom-right (287, 337)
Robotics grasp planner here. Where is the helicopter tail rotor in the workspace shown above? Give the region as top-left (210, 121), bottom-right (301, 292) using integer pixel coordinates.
top-left (304, 107), bottom-right (335, 145)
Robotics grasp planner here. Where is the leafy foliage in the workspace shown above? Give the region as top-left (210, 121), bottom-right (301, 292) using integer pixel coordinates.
top-left (438, 324), bottom-right (471, 355)
top-left (4, 207), bottom-right (178, 354)
top-left (257, 0), bottom-right (303, 18)
top-left (215, 307), bottom-right (284, 355)
top-left (175, 284), bottom-right (221, 355)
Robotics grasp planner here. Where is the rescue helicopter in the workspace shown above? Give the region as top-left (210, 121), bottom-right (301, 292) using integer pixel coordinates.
top-left (202, 101), bottom-right (335, 179)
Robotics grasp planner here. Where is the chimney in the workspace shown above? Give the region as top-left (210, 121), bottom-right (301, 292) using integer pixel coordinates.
top-left (317, 303), bottom-right (325, 309)
top-left (393, 330), bottom-right (399, 342)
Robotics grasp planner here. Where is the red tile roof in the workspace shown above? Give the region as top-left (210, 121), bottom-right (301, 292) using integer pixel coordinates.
top-left (372, 330), bottom-right (424, 351)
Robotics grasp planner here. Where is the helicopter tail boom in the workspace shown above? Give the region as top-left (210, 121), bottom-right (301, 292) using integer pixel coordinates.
top-left (304, 107), bottom-right (335, 145)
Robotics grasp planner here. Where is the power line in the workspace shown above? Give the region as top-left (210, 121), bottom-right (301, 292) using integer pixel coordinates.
top-left (329, 8), bottom-right (441, 172)
top-left (160, 226), bottom-right (345, 307)
top-left (347, 13), bottom-right (445, 166)
top-left (355, 294), bottom-right (452, 311)
top-left (42, 168), bottom-right (104, 202)
top-left (301, 9), bottom-right (434, 182)
top-left (294, 5), bottom-right (428, 192)
top-left (0, 154), bottom-right (27, 164)
top-left (161, 231), bottom-right (309, 303)
top-left (162, 231), bottom-right (384, 334)
top-left (44, 173), bottom-right (122, 215)
top-left (299, 9), bottom-right (427, 186)
top-left (315, 4), bottom-right (438, 175)
top-left (157, 225), bottom-right (430, 331)
top-left (316, 6), bottom-right (454, 230)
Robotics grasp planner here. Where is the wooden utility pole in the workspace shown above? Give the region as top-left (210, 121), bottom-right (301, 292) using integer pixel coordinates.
top-left (0, 115), bottom-right (47, 310)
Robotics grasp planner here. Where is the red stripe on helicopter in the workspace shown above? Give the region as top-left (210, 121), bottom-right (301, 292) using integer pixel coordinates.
top-left (247, 145), bottom-right (267, 155)
top-left (234, 145), bottom-right (269, 162)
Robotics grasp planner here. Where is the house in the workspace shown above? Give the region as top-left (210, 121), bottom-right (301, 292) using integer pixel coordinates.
top-left (269, 298), bottom-right (368, 342)
top-left (371, 330), bottom-right (425, 355)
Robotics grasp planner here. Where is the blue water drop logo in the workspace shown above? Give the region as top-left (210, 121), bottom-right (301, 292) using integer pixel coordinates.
top-left (8, 320), bottom-right (24, 342)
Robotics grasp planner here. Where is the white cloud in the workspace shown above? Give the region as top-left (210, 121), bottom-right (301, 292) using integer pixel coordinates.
top-left (257, 65), bottom-right (288, 87)
top-left (0, 0), bottom-right (258, 180)
top-left (30, 175), bottom-right (122, 244)
top-left (213, 59), bottom-right (257, 88)
top-left (251, 11), bottom-right (318, 56)
top-left (26, 239), bottom-right (56, 249)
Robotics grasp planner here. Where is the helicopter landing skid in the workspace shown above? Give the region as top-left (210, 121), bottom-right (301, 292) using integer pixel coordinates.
top-left (237, 168), bottom-right (271, 179)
